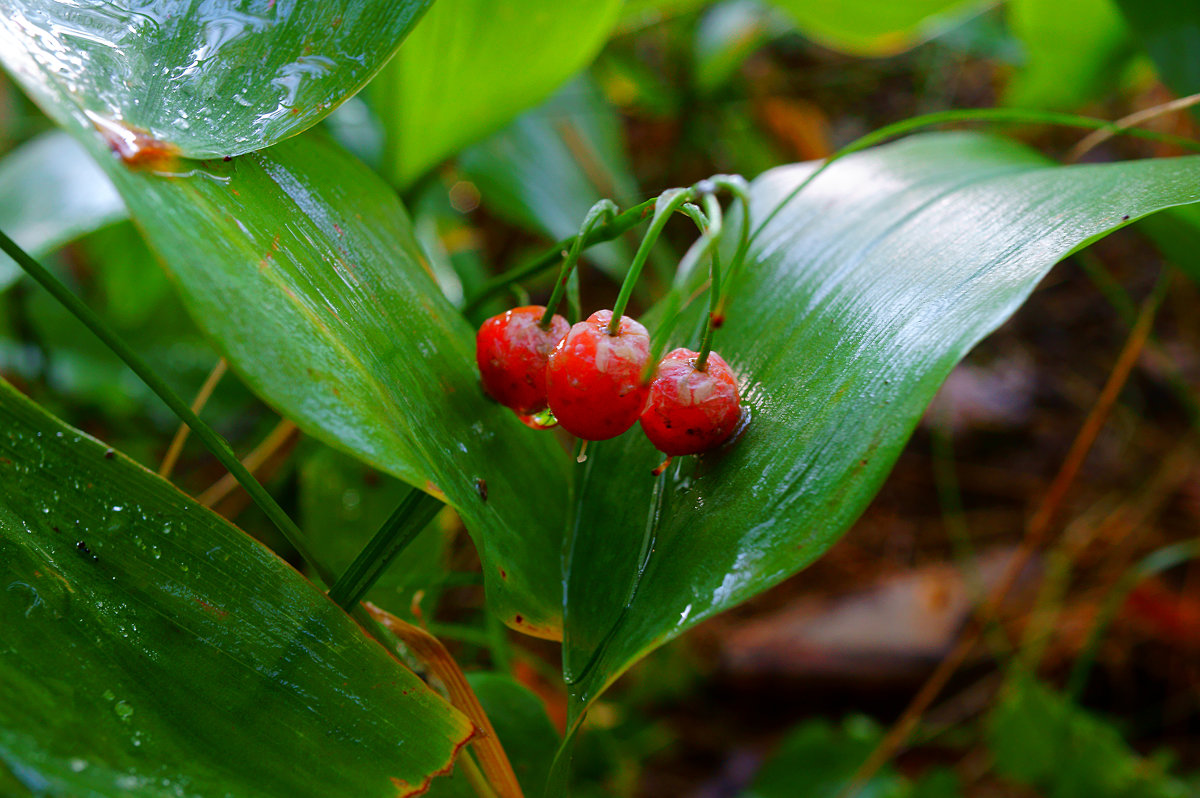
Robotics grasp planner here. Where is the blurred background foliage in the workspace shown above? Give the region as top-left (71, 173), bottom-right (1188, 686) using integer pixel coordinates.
top-left (2, 0), bottom-right (1200, 794)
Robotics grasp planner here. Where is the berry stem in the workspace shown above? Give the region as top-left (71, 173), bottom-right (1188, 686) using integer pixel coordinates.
top-left (540, 199), bottom-right (618, 329)
top-left (464, 197), bottom-right (658, 317)
top-left (608, 188), bottom-right (693, 336)
top-left (695, 193), bottom-right (724, 371)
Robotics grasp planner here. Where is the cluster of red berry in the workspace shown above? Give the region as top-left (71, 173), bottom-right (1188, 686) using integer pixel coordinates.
top-left (476, 305), bottom-right (741, 458)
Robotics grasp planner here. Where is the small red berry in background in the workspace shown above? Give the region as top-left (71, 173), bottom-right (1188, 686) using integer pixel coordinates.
top-left (640, 348), bottom-right (741, 456)
top-left (546, 310), bottom-right (652, 440)
top-left (476, 306), bottom-right (569, 415)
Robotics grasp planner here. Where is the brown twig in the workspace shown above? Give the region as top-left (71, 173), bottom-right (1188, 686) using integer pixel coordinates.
top-left (367, 603), bottom-right (524, 798)
top-left (839, 270), bottom-right (1171, 797)
top-left (1067, 92), bottom-right (1200, 163)
top-left (157, 358), bottom-right (227, 479)
top-left (198, 418), bottom-right (298, 509)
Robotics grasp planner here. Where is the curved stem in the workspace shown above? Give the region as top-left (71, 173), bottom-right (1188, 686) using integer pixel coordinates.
top-left (608, 189), bottom-right (692, 335)
top-left (540, 199), bottom-right (618, 328)
top-left (754, 107), bottom-right (1200, 240)
top-left (0, 226), bottom-right (335, 586)
top-left (694, 193), bottom-right (724, 371)
top-left (463, 197), bottom-right (658, 316)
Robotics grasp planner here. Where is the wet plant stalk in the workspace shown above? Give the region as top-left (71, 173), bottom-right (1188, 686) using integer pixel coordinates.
top-left (0, 226), bottom-right (335, 586)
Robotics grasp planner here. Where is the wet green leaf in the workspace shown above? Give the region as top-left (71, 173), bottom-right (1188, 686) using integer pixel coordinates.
top-left (769, 0), bottom-right (982, 56)
top-left (76, 131), bottom-right (571, 640)
top-left (371, 0), bottom-right (624, 186)
top-left (563, 132), bottom-right (1200, 709)
top-left (458, 77), bottom-right (638, 278)
top-left (0, 0), bottom-right (431, 158)
top-left (0, 377), bottom-right (473, 796)
top-left (0, 130), bottom-right (126, 292)
top-left (1006, 0), bottom-right (1138, 111)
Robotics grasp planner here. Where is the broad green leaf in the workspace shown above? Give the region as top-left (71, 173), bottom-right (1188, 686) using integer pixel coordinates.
top-left (1114, 0), bottom-right (1200, 108)
top-left (988, 674), bottom-right (1189, 797)
top-left (0, 377), bottom-right (473, 796)
top-left (77, 131), bottom-right (571, 640)
top-left (0, 130), bottom-right (125, 292)
top-left (0, 0), bottom-right (431, 158)
top-left (458, 77), bottom-right (637, 278)
top-left (298, 444), bottom-right (447, 619)
top-left (563, 132), bottom-right (1200, 709)
top-left (371, 0), bottom-right (624, 186)
top-left (1005, 0), bottom-right (1138, 111)
top-left (768, 0), bottom-right (982, 56)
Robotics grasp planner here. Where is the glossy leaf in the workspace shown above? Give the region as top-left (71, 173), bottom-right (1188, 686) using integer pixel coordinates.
top-left (1005, 0), bottom-right (1138, 111)
top-left (458, 77), bottom-right (637, 277)
top-left (563, 132), bottom-right (1200, 709)
top-left (769, 0), bottom-right (982, 56)
top-left (0, 377), bottom-right (473, 796)
top-left (1114, 0), bottom-right (1200, 108)
top-left (0, 0), bottom-right (431, 158)
top-left (72, 131), bottom-right (572, 639)
top-left (0, 130), bottom-right (125, 292)
top-left (371, 0), bottom-right (624, 186)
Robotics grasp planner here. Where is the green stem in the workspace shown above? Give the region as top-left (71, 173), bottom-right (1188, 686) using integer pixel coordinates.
top-left (463, 198), bottom-right (658, 316)
top-left (328, 489), bottom-right (444, 609)
top-left (709, 175), bottom-right (751, 311)
top-left (540, 199), bottom-right (618, 328)
top-left (695, 193), bottom-right (724, 371)
top-left (754, 107), bottom-right (1200, 240)
top-left (0, 226), bottom-right (335, 586)
top-left (608, 189), bottom-right (692, 335)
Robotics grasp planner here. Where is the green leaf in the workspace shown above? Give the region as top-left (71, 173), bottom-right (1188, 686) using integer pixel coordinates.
top-left (693, 1), bottom-right (789, 93)
top-left (0, 377), bottom-right (474, 796)
top-left (1005, 0), bottom-right (1138, 111)
top-left (0, 130), bottom-right (126, 292)
top-left (988, 674), bottom-right (1188, 798)
top-left (563, 132), bottom-right (1200, 709)
top-left (78, 131), bottom-right (571, 640)
top-left (458, 77), bottom-right (637, 278)
top-left (298, 444), bottom-right (447, 619)
top-left (1114, 0), bottom-right (1200, 107)
top-left (0, 0), bottom-right (431, 158)
top-left (370, 0), bottom-right (624, 186)
top-left (767, 0), bottom-right (982, 56)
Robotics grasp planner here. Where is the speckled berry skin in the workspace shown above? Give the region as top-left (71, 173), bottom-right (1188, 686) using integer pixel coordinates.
top-left (640, 348), bottom-right (741, 456)
top-left (546, 310), bottom-right (652, 440)
top-left (476, 306), bottom-right (569, 415)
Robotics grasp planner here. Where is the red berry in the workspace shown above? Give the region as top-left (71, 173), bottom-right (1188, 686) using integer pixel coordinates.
top-left (476, 306), bottom-right (569, 415)
top-left (546, 310), bottom-right (652, 441)
top-left (640, 348), bottom-right (741, 456)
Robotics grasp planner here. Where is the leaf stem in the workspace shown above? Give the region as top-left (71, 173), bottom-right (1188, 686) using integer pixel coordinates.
top-left (608, 189), bottom-right (692, 335)
top-left (463, 198), bottom-right (659, 316)
top-left (328, 489), bottom-right (444, 609)
top-left (0, 226), bottom-right (335, 585)
top-left (540, 199), bottom-right (618, 328)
